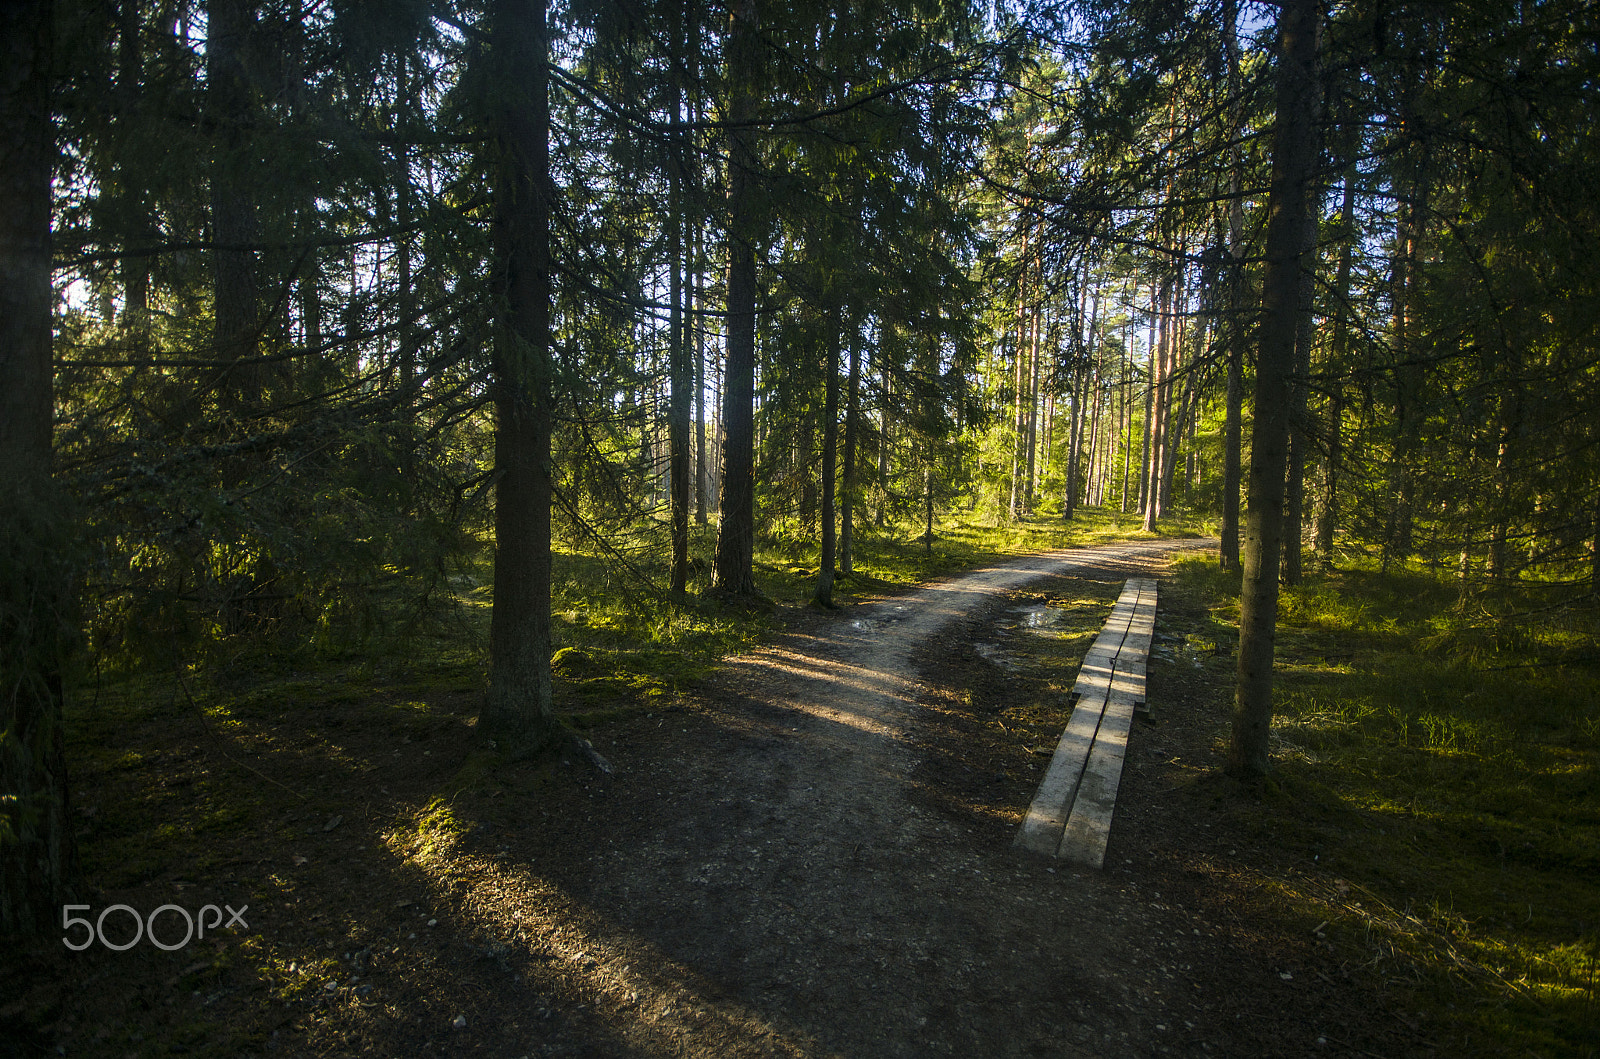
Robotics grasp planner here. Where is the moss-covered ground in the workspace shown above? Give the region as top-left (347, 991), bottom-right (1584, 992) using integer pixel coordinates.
top-left (1167, 557), bottom-right (1600, 1056)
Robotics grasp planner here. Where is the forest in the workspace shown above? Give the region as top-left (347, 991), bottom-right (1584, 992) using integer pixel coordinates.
top-left (2, 0), bottom-right (1599, 1055)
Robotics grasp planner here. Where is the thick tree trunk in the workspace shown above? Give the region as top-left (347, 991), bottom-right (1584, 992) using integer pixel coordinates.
top-left (813, 315), bottom-right (841, 606)
top-left (481, 0), bottom-right (561, 752)
top-left (207, 0), bottom-right (263, 406)
top-left (1, 0), bottom-right (75, 936)
top-left (1228, 0), bottom-right (1321, 780)
top-left (712, 0), bottom-right (760, 596)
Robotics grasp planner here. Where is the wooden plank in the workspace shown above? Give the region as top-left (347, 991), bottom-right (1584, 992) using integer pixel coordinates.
top-left (1055, 652), bottom-right (1143, 868)
top-left (1014, 581), bottom-right (1141, 854)
top-left (1014, 687), bottom-right (1109, 855)
top-left (1122, 579), bottom-right (1157, 717)
top-left (1015, 578), bottom-right (1161, 861)
top-left (1069, 581), bottom-right (1140, 698)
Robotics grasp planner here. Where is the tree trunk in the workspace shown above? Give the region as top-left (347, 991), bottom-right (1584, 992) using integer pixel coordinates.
top-left (667, 19), bottom-right (690, 595)
top-left (1281, 195), bottom-right (1320, 586)
top-left (1140, 290), bottom-right (1160, 528)
top-left (480, 0), bottom-right (560, 752)
top-left (712, 0), bottom-right (760, 596)
top-left (1083, 291), bottom-right (1105, 507)
top-left (1121, 310), bottom-right (1133, 513)
top-left (1315, 176), bottom-right (1356, 569)
top-left (1383, 81), bottom-right (1431, 572)
top-left (1157, 271), bottom-right (1191, 514)
top-left (813, 314), bottom-right (841, 606)
top-left (694, 220), bottom-right (709, 526)
top-left (1228, 0), bottom-right (1321, 780)
top-left (1023, 299), bottom-right (1041, 514)
top-left (1219, 0), bottom-right (1245, 572)
top-left (875, 365), bottom-right (891, 527)
top-left (839, 328), bottom-right (861, 577)
top-left (207, 0), bottom-right (263, 406)
top-left (118, 0), bottom-right (150, 328)
top-left (1009, 222), bottom-right (1030, 521)
top-left (1063, 364), bottom-right (1083, 521)
top-left (1, 0), bottom-right (75, 935)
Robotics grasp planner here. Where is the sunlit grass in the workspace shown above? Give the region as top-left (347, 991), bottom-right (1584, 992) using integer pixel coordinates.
top-left (1172, 555), bottom-right (1600, 1054)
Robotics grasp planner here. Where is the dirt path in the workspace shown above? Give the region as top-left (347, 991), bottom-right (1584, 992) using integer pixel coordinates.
top-left (14, 537), bottom-right (1405, 1058)
top-left (416, 536), bottom-right (1369, 1058)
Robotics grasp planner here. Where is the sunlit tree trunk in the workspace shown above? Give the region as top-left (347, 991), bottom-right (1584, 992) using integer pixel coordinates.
top-left (1229, 0), bottom-right (1321, 780)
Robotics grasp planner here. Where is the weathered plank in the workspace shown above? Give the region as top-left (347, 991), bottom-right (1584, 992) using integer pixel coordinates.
top-left (1013, 686), bottom-right (1108, 855)
top-left (1056, 581), bottom-right (1157, 867)
top-left (1014, 579), bottom-right (1147, 856)
top-left (1121, 578), bottom-right (1157, 717)
top-left (1014, 577), bottom-right (1160, 865)
top-left (1055, 650), bottom-right (1143, 867)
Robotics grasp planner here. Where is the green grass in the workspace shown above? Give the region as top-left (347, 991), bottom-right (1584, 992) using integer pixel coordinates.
top-left (1172, 556), bottom-right (1600, 1055)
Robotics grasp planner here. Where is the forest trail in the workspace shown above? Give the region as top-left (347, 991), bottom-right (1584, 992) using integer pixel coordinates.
top-left (17, 536), bottom-right (1401, 1058)
top-left (433, 535), bottom-right (1333, 1058)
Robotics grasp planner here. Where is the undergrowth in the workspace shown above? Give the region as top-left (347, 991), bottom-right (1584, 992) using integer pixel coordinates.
top-left (1172, 556), bottom-right (1600, 1056)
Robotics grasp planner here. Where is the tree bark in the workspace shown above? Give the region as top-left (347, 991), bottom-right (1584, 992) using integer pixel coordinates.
top-left (839, 327), bottom-right (861, 577)
top-left (1, 0), bottom-right (75, 935)
top-left (1228, 0), bottom-right (1321, 780)
top-left (1219, 0), bottom-right (1245, 572)
top-left (118, 0), bottom-right (150, 327)
top-left (668, 16), bottom-right (691, 595)
top-left (712, 0), bottom-right (760, 596)
top-left (1314, 176), bottom-right (1355, 569)
top-left (481, 0), bottom-right (561, 752)
top-left (1282, 192), bottom-right (1321, 586)
top-left (1023, 298), bottom-right (1041, 514)
top-left (813, 314), bottom-right (841, 606)
top-left (207, 0), bottom-right (264, 406)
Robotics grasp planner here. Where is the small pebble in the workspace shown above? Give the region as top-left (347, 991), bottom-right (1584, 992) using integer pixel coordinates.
top-left (453, 1014), bottom-right (467, 1030)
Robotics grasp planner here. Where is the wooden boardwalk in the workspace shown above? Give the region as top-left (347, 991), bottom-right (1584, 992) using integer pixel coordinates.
top-left (1014, 578), bottom-right (1157, 868)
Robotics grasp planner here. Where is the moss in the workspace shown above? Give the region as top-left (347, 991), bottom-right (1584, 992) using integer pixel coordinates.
top-left (1173, 555), bottom-right (1600, 1056)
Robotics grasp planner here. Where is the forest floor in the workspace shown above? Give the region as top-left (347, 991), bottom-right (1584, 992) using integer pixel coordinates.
top-left (6, 538), bottom-right (1447, 1058)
